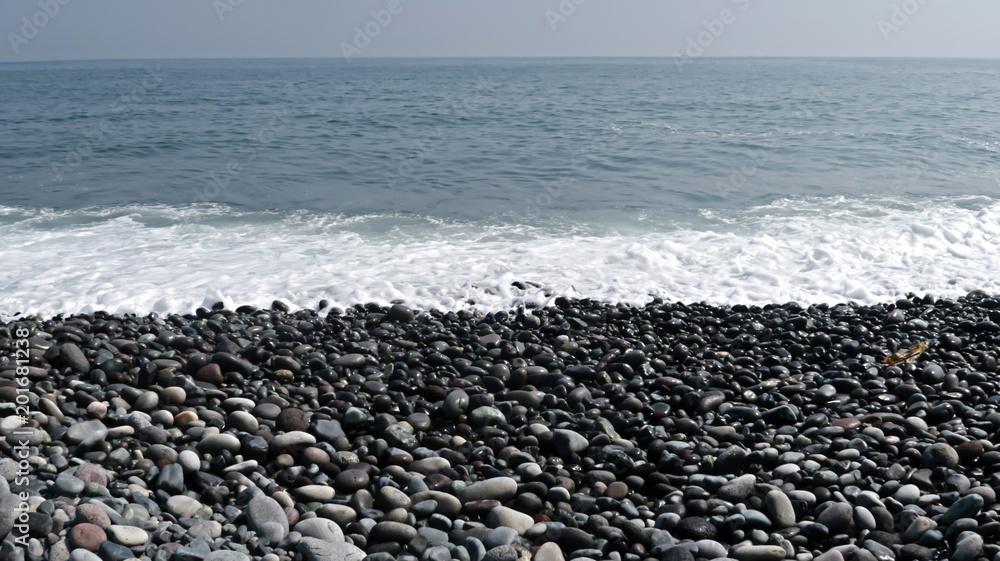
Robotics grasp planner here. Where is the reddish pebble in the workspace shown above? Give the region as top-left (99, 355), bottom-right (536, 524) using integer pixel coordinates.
top-left (196, 363), bottom-right (224, 385)
top-left (69, 523), bottom-right (107, 551)
top-left (86, 402), bottom-right (108, 419)
top-left (75, 504), bottom-right (111, 530)
top-left (284, 505), bottom-right (300, 527)
top-left (463, 499), bottom-right (500, 514)
top-left (301, 447), bottom-right (331, 464)
top-left (424, 473), bottom-right (452, 491)
top-left (606, 481), bottom-right (629, 500)
top-left (74, 463), bottom-right (108, 487)
top-left (957, 440), bottom-right (985, 460)
top-left (832, 418), bottom-right (862, 430)
top-left (175, 410), bottom-right (199, 426)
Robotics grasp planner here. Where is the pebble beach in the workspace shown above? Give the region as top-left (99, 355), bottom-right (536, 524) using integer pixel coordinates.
top-left (3, 292), bottom-right (1000, 561)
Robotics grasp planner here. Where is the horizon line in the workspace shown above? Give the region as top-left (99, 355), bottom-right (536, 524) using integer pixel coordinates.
top-left (3, 54), bottom-right (1000, 65)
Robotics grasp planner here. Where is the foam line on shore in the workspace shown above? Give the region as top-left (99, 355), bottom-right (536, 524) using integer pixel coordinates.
top-left (1, 196), bottom-right (999, 318)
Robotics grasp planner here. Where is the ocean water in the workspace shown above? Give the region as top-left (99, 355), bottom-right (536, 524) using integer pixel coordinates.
top-left (1, 58), bottom-right (999, 317)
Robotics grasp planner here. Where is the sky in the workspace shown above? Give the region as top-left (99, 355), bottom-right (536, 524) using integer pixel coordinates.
top-left (2, 0), bottom-right (999, 63)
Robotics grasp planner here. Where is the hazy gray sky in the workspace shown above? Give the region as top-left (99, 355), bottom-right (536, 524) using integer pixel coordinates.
top-left (2, 0), bottom-right (998, 63)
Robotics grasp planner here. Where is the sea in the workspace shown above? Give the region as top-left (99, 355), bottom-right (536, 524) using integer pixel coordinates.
top-left (1, 57), bottom-right (999, 318)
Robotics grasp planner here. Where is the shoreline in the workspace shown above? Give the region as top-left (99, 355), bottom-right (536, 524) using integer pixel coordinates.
top-left (0, 289), bottom-right (986, 323)
top-left (1, 292), bottom-right (998, 561)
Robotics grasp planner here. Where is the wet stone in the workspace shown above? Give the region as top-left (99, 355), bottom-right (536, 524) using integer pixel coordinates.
top-left (677, 517), bottom-right (716, 540)
top-left (69, 523), bottom-right (106, 552)
top-left (923, 443), bottom-right (959, 469)
top-left (942, 494), bottom-right (984, 525)
top-left (816, 502), bottom-right (853, 534)
top-left (246, 495), bottom-right (289, 543)
top-left (718, 474), bottom-right (757, 503)
top-left (294, 518), bottom-right (345, 542)
top-left (53, 473), bottom-right (85, 496)
top-left (156, 462), bottom-right (185, 494)
top-left (733, 545), bottom-right (790, 561)
top-left (334, 469), bottom-right (370, 493)
top-left (369, 521), bottom-right (418, 543)
top-left (97, 540), bottom-right (135, 561)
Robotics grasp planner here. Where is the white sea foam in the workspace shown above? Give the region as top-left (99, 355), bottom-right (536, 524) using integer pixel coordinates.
top-left (2, 196), bottom-right (999, 318)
